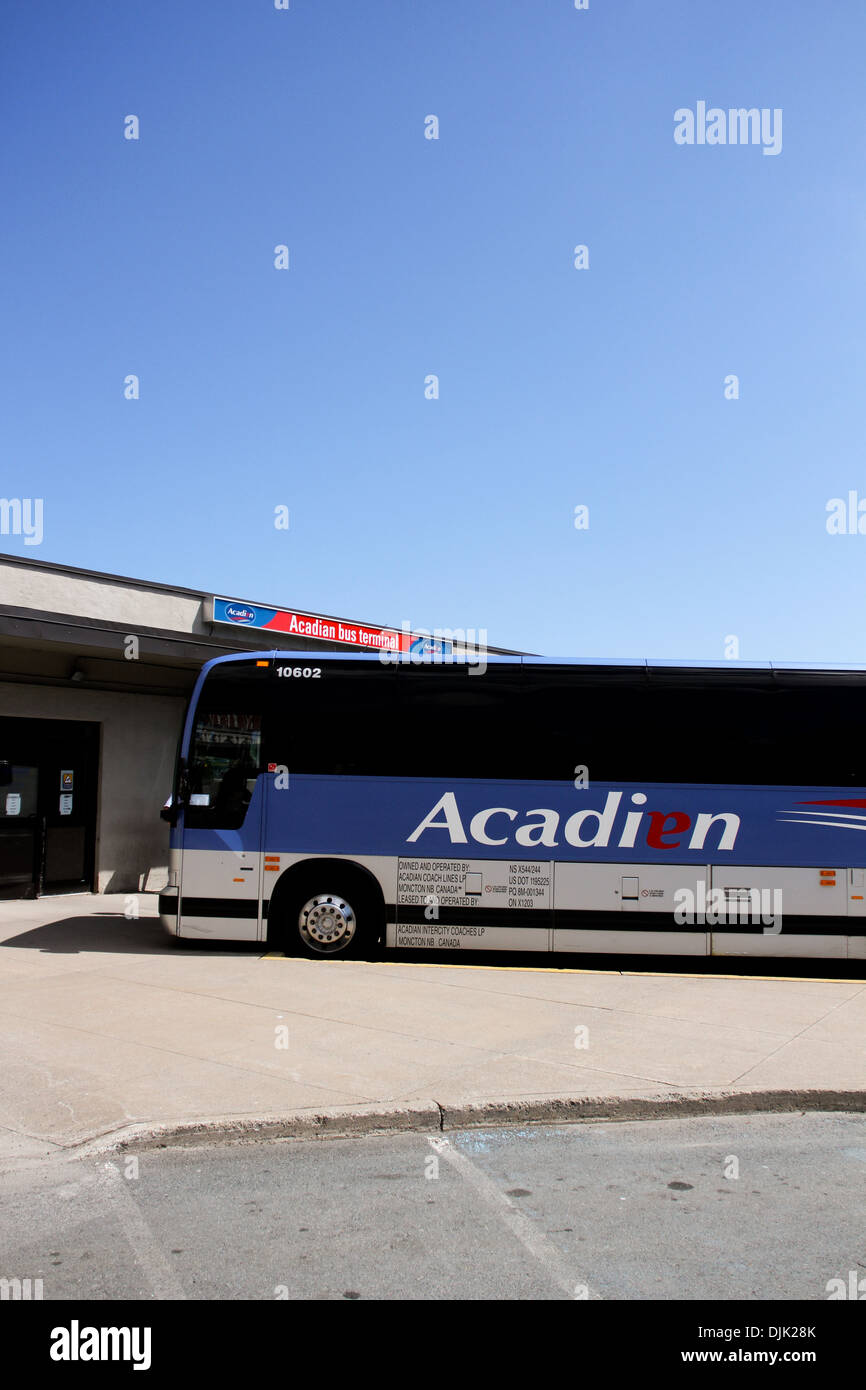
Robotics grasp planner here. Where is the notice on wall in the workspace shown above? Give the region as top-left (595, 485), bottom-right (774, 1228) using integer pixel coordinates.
top-left (60, 770), bottom-right (74, 791)
top-left (59, 794), bottom-right (73, 816)
top-left (5, 793), bottom-right (21, 816)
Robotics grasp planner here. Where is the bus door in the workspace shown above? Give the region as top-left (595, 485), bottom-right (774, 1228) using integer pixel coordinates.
top-left (177, 708), bottom-right (265, 940)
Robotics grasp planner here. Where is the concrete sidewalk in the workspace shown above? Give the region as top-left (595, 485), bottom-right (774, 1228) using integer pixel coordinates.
top-left (1, 894), bottom-right (865, 1157)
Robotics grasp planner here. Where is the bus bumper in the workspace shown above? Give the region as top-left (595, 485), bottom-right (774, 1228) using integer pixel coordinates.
top-left (159, 887), bottom-right (179, 937)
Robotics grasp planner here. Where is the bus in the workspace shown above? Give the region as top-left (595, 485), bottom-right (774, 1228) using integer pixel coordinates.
top-left (158, 650), bottom-right (866, 961)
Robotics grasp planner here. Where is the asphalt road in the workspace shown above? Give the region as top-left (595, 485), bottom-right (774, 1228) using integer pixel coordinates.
top-left (2, 1111), bottom-right (865, 1301)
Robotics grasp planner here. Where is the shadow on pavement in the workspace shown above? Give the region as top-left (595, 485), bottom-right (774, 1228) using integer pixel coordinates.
top-left (3, 915), bottom-right (864, 979)
top-left (0, 915), bottom-right (264, 956)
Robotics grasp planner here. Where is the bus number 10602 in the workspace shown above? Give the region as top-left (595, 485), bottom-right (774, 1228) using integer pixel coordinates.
top-left (276, 666), bottom-right (321, 678)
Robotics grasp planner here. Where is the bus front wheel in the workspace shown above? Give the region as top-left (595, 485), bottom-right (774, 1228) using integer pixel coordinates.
top-left (275, 872), bottom-right (381, 960)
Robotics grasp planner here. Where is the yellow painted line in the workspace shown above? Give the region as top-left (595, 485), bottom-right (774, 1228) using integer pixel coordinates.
top-left (375, 961), bottom-right (866, 985)
top-left (373, 960), bottom-right (625, 977)
top-left (259, 953), bottom-right (866, 985)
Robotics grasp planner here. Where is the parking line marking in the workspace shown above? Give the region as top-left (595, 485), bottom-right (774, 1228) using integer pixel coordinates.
top-left (428, 1136), bottom-right (599, 1300)
top-left (98, 1162), bottom-right (187, 1301)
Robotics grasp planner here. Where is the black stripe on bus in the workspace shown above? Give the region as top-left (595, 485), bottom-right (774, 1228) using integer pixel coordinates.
top-left (552, 909), bottom-right (861, 936)
top-left (395, 906), bottom-right (553, 929)
top-left (164, 896), bottom-right (866, 937)
top-left (395, 907), bottom-right (866, 936)
top-left (394, 905), bottom-right (865, 935)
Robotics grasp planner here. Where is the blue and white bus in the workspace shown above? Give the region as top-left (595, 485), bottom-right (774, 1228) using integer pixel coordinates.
top-left (158, 651), bottom-right (866, 961)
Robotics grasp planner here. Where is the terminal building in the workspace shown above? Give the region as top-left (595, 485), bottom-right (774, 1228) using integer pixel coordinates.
top-left (0, 554), bottom-right (519, 900)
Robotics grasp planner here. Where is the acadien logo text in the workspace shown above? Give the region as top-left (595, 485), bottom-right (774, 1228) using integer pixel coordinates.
top-left (674, 102), bottom-right (782, 156)
top-left (50, 1321), bottom-right (151, 1371)
top-left (407, 791), bottom-right (740, 851)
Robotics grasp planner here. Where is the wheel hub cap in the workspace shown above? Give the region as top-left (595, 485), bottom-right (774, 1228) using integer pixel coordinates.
top-left (299, 894), bottom-right (356, 953)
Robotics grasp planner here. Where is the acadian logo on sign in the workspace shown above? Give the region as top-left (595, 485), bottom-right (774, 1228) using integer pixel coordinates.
top-left (224, 605), bottom-right (257, 625)
top-left (409, 635), bottom-right (451, 656)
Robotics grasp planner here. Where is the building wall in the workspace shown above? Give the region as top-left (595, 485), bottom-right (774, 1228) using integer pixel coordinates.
top-left (0, 683), bottom-right (185, 893)
top-left (0, 560), bottom-right (206, 634)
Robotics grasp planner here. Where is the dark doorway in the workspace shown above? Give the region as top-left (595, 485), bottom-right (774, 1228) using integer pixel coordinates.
top-left (0, 718), bottom-right (99, 898)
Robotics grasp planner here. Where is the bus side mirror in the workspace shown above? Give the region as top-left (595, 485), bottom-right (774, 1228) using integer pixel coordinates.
top-left (161, 759), bottom-right (188, 824)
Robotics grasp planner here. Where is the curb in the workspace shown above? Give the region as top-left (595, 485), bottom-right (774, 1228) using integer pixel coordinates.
top-left (80, 1088), bottom-right (866, 1156)
top-left (81, 1103), bottom-right (443, 1155)
top-left (437, 1089), bottom-right (866, 1130)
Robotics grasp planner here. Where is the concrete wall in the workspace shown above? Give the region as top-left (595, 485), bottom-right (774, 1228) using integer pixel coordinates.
top-left (0, 683), bottom-right (185, 893)
top-left (0, 558), bottom-right (206, 634)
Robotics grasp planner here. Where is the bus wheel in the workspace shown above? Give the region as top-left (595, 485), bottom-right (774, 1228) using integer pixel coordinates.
top-left (278, 874), bottom-right (380, 959)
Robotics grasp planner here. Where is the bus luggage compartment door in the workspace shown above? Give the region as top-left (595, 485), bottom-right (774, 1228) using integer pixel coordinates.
top-left (553, 863), bottom-right (709, 956)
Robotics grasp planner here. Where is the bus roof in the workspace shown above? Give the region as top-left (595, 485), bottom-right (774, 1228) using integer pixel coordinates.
top-left (198, 650), bottom-right (866, 679)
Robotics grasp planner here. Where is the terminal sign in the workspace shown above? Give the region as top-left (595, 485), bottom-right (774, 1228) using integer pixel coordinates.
top-left (211, 599), bottom-right (451, 655)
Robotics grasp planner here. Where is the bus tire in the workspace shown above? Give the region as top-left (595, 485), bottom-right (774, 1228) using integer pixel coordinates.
top-left (274, 868), bottom-right (382, 960)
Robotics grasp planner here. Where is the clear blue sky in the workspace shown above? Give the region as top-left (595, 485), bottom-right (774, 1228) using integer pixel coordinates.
top-left (2, 1), bottom-right (865, 662)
